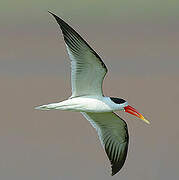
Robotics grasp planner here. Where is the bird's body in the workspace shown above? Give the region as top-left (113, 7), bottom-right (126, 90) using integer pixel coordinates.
top-left (37, 96), bottom-right (128, 112)
top-left (36, 12), bottom-right (149, 176)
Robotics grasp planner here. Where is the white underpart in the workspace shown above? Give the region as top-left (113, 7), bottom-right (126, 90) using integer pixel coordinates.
top-left (36, 96), bottom-right (128, 112)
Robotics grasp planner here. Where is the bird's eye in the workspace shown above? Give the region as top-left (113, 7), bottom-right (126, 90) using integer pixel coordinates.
top-left (110, 97), bottom-right (126, 104)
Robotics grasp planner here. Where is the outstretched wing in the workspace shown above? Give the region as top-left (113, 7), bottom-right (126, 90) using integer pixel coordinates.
top-left (81, 112), bottom-right (129, 176)
top-left (49, 12), bottom-right (108, 98)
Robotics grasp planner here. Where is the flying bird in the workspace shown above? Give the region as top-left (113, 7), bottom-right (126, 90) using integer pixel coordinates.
top-left (36, 12), bottom-right (150, 176)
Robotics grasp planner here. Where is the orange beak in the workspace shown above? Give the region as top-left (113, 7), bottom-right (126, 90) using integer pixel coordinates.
top-left (124, 105), bottom-right (150, 124)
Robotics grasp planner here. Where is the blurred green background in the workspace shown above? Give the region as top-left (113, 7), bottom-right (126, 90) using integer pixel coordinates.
top-left (0, 0), bottom-right (179, 180)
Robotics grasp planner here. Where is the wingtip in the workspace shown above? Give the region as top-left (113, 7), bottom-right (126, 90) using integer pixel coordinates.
top-left (111, 164), bottom-right (124, 176)
top-left (105, 141), bottom-right (128, 176)
top-left (48, 11), bottom-right (58, 19)
top-left (48, 10), bottom-right (51, 13)
top-left (48, 10), bottom-right (54, 16)
top-left (111, 172), bottom-right (115, 176)
top-left (48, 11), bottom-right (66, 27)
top-left (111, 166), bottom-right (120, 176)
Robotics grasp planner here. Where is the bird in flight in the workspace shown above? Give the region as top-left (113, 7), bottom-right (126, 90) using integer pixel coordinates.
top-left (36, 12), bottom-right (150, 176)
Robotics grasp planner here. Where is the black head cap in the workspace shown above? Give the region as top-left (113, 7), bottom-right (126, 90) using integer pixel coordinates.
top-left (110, 97), bottom-right (126, 104)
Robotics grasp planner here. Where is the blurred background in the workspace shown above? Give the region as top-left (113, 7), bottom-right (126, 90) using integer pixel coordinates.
top-left (0, 0), bottom-right (179, 179)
